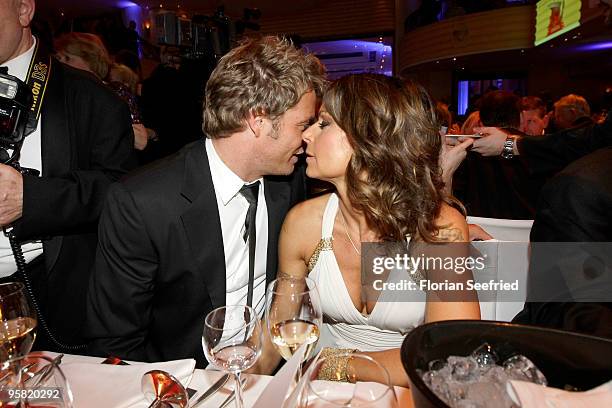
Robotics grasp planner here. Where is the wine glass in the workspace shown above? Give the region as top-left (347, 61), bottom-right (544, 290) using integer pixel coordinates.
top-left (0, 282), bottom-right (37, 364)
top-left (298, 353), bottom-right (398, 407)
top-left (266, 276), bottom-right (322, 364)
top-left (0, 353), bottom-right (74, 407)
top-left (202, 305), bottom-right (262, 408)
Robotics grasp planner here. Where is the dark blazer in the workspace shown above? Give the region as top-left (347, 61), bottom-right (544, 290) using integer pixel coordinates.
top-left (13, 60), bottom-right (135, 348)
top-left (513, 147), bottom-right (612, 339)
top-left (452, 152), bottom-right (543, 219)
top-left (517, 113), bottom-right (612, 178)
top-left (86, 139), bottom-right (303, 367)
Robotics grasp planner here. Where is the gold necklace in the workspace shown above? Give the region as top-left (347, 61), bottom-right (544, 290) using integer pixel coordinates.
top-left (339, 209), bottom-right (361, 256)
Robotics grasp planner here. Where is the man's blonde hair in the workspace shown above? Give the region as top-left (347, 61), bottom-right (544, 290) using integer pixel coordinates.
top-left (203, 36), bottom-right (326, 138)
top-left (554, 94), bottom-right (591, 118)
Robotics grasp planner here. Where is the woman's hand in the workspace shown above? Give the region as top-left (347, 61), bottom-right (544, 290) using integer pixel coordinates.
top-left (440, 138), bottom-right (473, 193)
top-left (132, 123), bottom-right (148, 151)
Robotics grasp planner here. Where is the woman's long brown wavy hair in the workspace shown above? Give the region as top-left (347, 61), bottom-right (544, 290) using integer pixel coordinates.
top-left (323, 74), bottom-right (456, 243)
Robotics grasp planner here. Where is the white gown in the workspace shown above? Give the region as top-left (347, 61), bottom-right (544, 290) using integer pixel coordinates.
top-left (308, 193), bottom-right (426, 352)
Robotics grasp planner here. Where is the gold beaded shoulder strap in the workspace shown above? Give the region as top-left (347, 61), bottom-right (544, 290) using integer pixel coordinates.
top-left (307, 237), bottom-right (333, 272)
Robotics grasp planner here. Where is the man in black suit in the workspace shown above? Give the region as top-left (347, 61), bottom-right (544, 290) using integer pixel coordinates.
top-left (86, 36), bottom-right (326, 367)
top-left (0, 0), bottom-right (135, 350)
top-left (453, 91), bottom-right (543, 219)
top-left (468, 107), bottom-right (612, 178)
top-left (513, 147), bottom-right (612, 339)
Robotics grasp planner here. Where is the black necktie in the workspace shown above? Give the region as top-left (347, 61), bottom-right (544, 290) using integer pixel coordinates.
top-left (239, 181), bottom-right (260, 308)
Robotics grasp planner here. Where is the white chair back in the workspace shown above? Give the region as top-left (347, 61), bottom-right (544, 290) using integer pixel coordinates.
top-left (467, 216), bottom-right (533, 242)
top-left (467, 217), bottom-right (534, 322)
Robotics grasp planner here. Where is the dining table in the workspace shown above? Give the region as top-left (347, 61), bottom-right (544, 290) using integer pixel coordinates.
top-left (41, 352), bottom-right (414, 407)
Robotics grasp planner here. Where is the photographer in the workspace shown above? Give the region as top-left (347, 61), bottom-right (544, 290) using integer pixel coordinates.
top-left (0, 0), bottom-right (135, 351)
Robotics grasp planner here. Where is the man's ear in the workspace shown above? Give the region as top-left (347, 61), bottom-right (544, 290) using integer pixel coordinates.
top-left (246, 110), bottom-right (267, 138)
top-left (18, 0), bottom-right (36, 28)
top-left (542, 113), bottom-right (550, 129)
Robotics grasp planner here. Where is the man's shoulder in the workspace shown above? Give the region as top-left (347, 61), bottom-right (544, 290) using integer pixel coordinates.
top-left (120, 140), bottom-right (207, 194)
top-left (52, 60), bottom-right (122, 105)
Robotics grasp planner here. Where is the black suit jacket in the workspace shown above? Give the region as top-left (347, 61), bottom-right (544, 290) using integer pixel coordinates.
top-left (86, 139), bottom-right (303, 367)
top-left (517, 113), bottom-right (612, 178)
top-left (513, 147), bottom-right (612, 339)
top-left (13, 60), bottom-right (135, 347)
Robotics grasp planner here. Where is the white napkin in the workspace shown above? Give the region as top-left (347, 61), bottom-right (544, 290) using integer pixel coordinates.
top-left (252, 343), bottom-right (308, 408)
top-left (507, 379), bottom-right (612, 408)
top-left (61, 358), bottom-right (195, 408)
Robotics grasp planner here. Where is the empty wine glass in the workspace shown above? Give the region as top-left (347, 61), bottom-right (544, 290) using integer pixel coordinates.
top-left (0, 282), bottom-right (37, 364)
top-left (298, 353), bottom-right (398, 407)
top-left (0, 353), bottom-right (74, 407)
top-left (266, 276), bottom-right (322, 365)
top-left (202, 305), bottom-right (262, 408)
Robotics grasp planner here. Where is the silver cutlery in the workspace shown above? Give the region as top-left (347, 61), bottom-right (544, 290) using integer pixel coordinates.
top-left (23, 353), bottom-right (64, 387)
top-left (189, 373), bottom-right (230, 407)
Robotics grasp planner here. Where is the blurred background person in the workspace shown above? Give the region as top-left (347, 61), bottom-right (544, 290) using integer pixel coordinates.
top-left (453, 90), bottom-right (544, 219)
top-left (553, 94), bottom-right (592, 131)
top-left (54, 32), bottom-right (151, 152)
top-left (514, 147), bottom-right (612, 339)
top-left (54, 32), bottom-right (110, 80)
top-left (520, 96), bottom-right (549, 136)
top-left (460, 110), bottom-right (481, 135)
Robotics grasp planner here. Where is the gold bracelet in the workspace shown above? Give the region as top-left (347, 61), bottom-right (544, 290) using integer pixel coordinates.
top-left (316, 348), bottom-right (358, 382)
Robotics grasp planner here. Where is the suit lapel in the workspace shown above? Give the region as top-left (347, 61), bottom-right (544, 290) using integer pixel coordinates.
top-left (264, 179), bottom-right (291, 285)
top-left (41, 59), bottom-right (71, 178)
top-left (40, 60), bottom-right (70, 272)
top-left (179, 140), bottom-right (226, 310)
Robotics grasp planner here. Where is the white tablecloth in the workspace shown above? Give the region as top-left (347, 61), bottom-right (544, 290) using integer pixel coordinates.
top-left (45, 352), bottom-right (413, 407)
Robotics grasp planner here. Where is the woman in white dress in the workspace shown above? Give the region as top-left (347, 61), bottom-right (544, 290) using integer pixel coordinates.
top-left (260, 74), bottom-right (480, 386)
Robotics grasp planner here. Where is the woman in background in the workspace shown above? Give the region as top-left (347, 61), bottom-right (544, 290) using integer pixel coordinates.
top-left (54, 32), bottom-right (150, 151)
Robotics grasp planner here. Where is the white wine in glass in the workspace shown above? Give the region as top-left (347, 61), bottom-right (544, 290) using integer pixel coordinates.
top-left (266, 276), bottom-right (322, 362)
top-left (270, 318), bottom-right (320, 361)
top-left (0, 282), bottom-right (37, 363)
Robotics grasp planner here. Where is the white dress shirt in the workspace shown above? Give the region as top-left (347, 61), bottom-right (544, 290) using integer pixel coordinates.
top-left (0, 37), bottom-right (43, 277)
top-left (205, 138), bottom-right (269, 317)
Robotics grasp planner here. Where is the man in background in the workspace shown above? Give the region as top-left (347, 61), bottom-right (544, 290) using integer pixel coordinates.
top-left (0, 0), bottom-right (135, 350)
top-left (552, 94), bottom-right (592, 131)
top-left (519, 96), bottom-right (549, 136)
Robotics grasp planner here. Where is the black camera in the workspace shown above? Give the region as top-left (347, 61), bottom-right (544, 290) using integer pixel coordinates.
top-left (0, 67), bottom-right (32, 163)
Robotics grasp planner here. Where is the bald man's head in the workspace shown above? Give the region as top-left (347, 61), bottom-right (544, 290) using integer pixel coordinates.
top-left (0, 0), bottom-right (35, 65)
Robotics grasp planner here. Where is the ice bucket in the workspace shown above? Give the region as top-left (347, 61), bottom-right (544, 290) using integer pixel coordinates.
top-left (400, 320), bottom-right (612, 408)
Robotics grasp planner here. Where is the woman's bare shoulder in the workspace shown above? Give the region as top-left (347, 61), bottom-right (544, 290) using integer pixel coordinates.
top-left (284, 193), bottom-right (334, 230)
top-left (280, 194), bottom-right (334, 266)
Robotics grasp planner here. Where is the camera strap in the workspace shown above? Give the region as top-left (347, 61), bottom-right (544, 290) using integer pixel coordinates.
top-left (24, 39), bottom-right (52, 137)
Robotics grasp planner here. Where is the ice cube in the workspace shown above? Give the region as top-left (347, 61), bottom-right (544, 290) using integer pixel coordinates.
top-left (471, 342), bottom-right (499, 368)
top-left (448, 356), bottom-right (480, 382)
top-left (503, 355), bottom-right (547, 386)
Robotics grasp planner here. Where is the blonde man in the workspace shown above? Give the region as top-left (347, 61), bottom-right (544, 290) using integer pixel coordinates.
top-left (86, 36), bottom-right (326, 367)
top-left (553, 94), bottom-right (592, 130)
